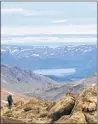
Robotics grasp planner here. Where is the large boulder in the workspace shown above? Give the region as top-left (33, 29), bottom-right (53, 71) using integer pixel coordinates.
top-left (66, 111), bottom-right (87, 124)
top-left (55, 111), bottom-right (87, 124)
top-left (73, 87), bottom-right (97, 112)
top-left (56, 87), bottom-right (97, 124)
top-left (48, 92), bottom-right (75, 121)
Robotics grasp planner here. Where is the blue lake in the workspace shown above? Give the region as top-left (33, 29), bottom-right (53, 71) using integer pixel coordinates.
top-left (33, 68), bottom-right (76, 77)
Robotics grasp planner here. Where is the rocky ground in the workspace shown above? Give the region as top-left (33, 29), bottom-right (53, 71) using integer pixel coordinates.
top-left (1, 88), bottom-right (31, 107)
top-left (1, 86), bottom-right (97, 124)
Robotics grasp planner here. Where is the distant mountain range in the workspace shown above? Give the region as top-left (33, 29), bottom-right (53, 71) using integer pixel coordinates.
top-left (1, 44), bottom-right (97, 82)
top-left (1, 64), bottom-right (97, 101)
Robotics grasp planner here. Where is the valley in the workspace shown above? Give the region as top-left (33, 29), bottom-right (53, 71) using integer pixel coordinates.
top-left (1, 64), bottom-right (97, 101)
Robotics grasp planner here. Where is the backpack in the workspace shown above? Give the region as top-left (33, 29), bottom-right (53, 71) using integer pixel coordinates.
top-left (7, 95), bottom-right (13, 103)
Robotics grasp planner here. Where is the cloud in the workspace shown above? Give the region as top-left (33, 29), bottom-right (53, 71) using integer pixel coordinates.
top-left (1, 8), bottom-right (38, 16)
top-left (1, 24), bottom-right (97, 36)
top-left (1, 8), bottom-right (61, 16)
top-left (1, 8), bottom-right (23, 13)
top-left (52, 20), bottom-right (67, 23)
top-left (1, 37), bottom-right (96, 44)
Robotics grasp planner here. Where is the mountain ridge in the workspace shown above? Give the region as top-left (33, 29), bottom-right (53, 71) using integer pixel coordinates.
top-left (1, 64), bottom-right (58, 94)
top-left (1, 64), bottom-right (97, 101)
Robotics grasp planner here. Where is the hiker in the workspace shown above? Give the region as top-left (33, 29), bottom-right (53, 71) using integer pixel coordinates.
top-left (6, 95), bottom-right (13, 109)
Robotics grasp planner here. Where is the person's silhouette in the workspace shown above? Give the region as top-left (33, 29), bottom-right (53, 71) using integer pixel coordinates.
top-left (6, 95), bottom-right (13, 109)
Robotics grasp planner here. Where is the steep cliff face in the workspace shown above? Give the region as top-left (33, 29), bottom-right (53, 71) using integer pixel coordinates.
top-left (1, 86), bottom-right (97, 124)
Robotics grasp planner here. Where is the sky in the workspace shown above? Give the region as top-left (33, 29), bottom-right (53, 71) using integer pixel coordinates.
top-left (1, 2), bottom-right (97, 45)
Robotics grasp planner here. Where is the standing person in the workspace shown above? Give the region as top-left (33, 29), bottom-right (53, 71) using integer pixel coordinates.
top-left (6, 95), bottom-right (13, 109)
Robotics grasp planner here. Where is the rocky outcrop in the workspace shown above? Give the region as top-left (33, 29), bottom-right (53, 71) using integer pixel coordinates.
top-left (1, 87), bottom-right (97, 124)
top-left (55, 111), bottom-right (87, 124)
top-left (55, 87), bottom-right (97, 124)
top-left (48, 91), bottom-right (75, 121)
